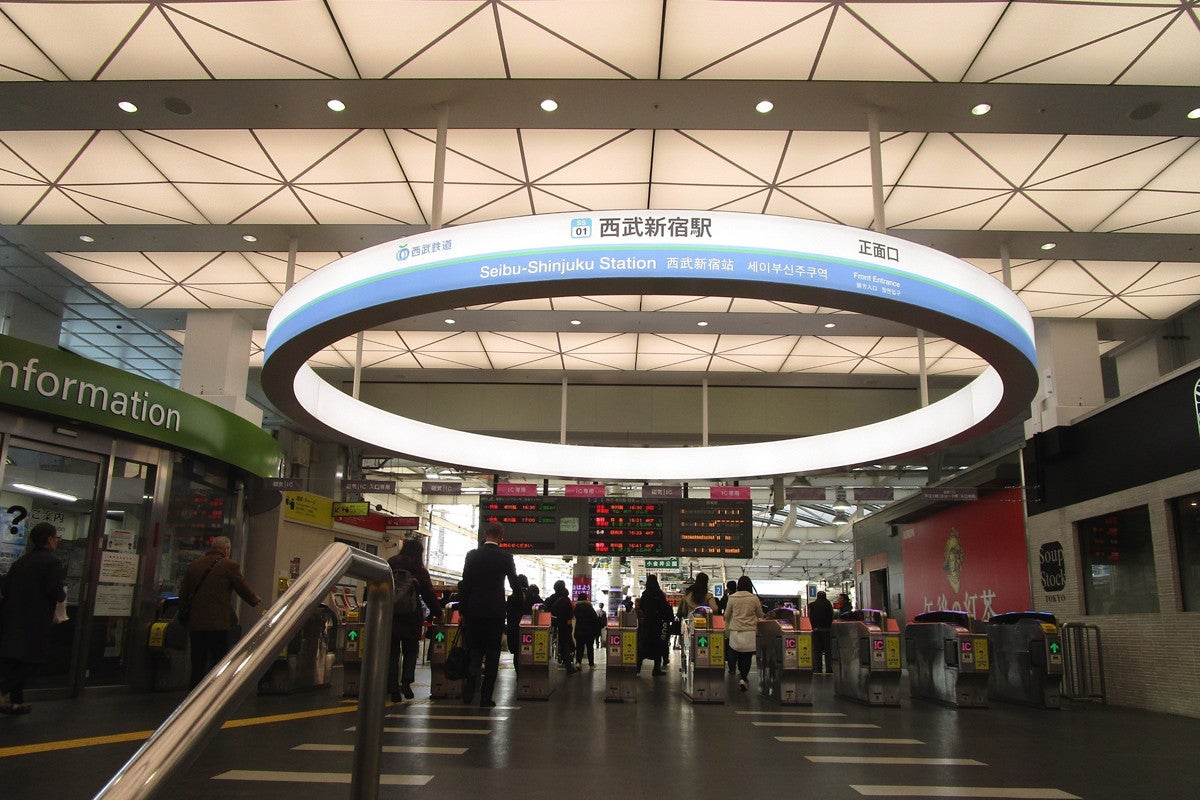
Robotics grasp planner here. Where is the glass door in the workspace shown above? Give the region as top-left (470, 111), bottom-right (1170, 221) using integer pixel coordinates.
top-left (85, 455), bottom-right (158, 687)
top-left (0, 439), bottom-right (103, 694)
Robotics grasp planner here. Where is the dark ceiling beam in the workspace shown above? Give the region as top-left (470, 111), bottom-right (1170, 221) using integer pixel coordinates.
top-left (2, 79), bottom-right (1199, 136)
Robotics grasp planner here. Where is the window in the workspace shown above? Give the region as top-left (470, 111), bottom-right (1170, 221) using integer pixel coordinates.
top-left (1171, 492), bottom-right (1200, 611)
top-left (1076, 506), bottom-right (1159, 615)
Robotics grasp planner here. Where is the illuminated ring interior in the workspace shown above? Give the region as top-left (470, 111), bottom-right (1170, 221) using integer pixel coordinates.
top-left (263, 211), bottom-right (1037, 481)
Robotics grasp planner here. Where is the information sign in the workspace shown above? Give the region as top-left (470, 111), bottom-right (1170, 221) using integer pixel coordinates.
top-left (480, 495), bottom-right (584, 554)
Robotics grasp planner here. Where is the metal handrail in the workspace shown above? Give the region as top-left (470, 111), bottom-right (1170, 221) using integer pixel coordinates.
top-left (94, 543), bottom-right (393, 800)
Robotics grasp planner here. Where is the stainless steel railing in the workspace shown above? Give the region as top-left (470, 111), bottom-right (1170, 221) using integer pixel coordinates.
top-left (94, 543), bottom-right (393, 800)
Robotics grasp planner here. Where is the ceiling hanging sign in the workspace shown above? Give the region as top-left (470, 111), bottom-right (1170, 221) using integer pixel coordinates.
top-left (342, 479), bottom-right (395, 493)
top-left (852, 487), bottom-right (895, 502)
top-left (421, 481), bottom-right (461, 495)
top-left (332, 502), bottom-right (369, 517)
top-left (495, 482), bottom-right (539, 497)
top-left (262, 211), bottom-right (1037, 481)
top-left (266, 477), bottom-right (304, 491)
top-left (565, 484), bottom-right (608, 497)
top-left (385, 516), bottom-right (421, 529)
top-left (643, 485), bottom-right (683, 499)
top-left (784, 486), bottom-right (828, 502)
top-left (709, 485), bottom-right (751, 500)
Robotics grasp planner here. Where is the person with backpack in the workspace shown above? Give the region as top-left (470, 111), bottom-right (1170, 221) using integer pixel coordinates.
top-left (386, 537), bottom-right (441, 702)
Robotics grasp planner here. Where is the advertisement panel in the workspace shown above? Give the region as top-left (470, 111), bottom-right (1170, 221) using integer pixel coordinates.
top-left (900, 487), bottom-right (1031, 622)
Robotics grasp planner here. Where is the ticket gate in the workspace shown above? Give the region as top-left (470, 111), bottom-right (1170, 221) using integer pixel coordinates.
top-left (756, 606), bottom-right (814, 705)
top-left (517, 605), bottom-right (556, 700)
top-left (261, 604), bottom-right (337, 694)
top-left (429, 603), bottom-right (465, 700)
top-left (681, 607), bottom-right (725, 704)
top-left (905, 610), bottom-right (989, 708)
top-left (987, 611), bottom-right (1063, 709)
top-left (147, 596), bottom-right (189, 691)
top-left (341, 609), bottom-right (367, 697)
top-left (604, 610), bottom-right (639, 702)
top-left (831, 609), bottom-right (902, 706)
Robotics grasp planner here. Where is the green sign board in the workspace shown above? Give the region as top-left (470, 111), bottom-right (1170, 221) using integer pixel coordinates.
top-left (645, 557), bottom-right (681, 570)
top-left (0, 335), bottom-right (284, 477)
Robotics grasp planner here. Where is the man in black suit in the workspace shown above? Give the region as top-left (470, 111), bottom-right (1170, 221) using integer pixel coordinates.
top-left (457, 522), bottom-right (520, 707)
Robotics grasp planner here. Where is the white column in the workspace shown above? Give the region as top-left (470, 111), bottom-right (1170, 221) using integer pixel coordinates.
top-left (179, 310), bottom-right (262, 425)
top-left (1026, 319), bottom-right (1105, 436)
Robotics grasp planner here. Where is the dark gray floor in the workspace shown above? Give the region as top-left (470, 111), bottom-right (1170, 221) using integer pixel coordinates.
top-left (2, 658), bottom-right (1197, 800)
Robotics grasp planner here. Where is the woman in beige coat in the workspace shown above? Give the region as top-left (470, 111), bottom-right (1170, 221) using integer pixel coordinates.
top-left (724, 575), bottom-right (764, 692)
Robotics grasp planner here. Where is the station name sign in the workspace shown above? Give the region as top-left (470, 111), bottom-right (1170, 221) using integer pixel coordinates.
top-left (342, 479), bottom-right (395, 493)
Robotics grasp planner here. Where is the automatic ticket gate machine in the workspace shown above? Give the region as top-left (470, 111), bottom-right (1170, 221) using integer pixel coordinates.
top-left (429, 602), bottom-right (465, 700)
top-left (517, 604), bottom-right (556, 700)
top-left (831, 609), bottom-right (902, 706)
top-left (604, 609), bottom-right (639, 702)
top-left (756, 606), bottom-right (814, 705)
top-left (681, 606), bottom-right (726, 704)
top-left (905, 610), bottom-right (989, 707)
top-left (341, 607), bottom-right (367, 697)
top-left (987, 611), bottom-right (1063, 709)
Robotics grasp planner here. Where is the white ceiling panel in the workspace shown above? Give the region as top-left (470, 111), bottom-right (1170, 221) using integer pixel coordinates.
top-left (505, 0), bottom-right (663, 79)
top-left (98, 8), bottom-right (209, 81)
top-left (389, 6), bottom-right (507, 79)
top-left (811, 8), bottom-right (933, 82)
top-left (1, 2), bottom-right (143, 80)
top-left (851, 2), bottom-right (1004, 82)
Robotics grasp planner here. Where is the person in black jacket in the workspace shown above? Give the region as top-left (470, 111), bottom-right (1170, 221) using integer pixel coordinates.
top-left (637, 575), bottom-right (672, 676)
top-left (458, 523), bottom-right (520, 707)
top-left (573, 595), bottom-right (599, 668)
top-left (386, 538), bottom-right (442, 702)
top-left (504, 574), bottom-right (530, 674)
top-left (545, 580), bottom-right (577, 673)
top-left (0, 522), bottom-right (66, 715)
top-left (808, 590), bottom-right (835, 674)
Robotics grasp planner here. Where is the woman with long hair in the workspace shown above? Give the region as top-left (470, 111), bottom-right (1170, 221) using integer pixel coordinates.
top-left (724, 575), bottom-right (764, 693)
top-left (637, 574), bottom-right (672, 676)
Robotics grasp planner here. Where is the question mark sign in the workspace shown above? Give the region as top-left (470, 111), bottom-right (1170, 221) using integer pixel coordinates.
top-left (8, 505), bottom-right (28, 536)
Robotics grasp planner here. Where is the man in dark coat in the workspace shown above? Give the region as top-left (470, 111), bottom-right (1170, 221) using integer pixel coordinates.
top-left (179, 535), bottom-right (260, 688)
top-left (386, 537), bottom-right (442, 702)
top-left (807, 590), bottom-right (835, 674)
top-left (0, 522), bottom-right (66, 714)
top-left (457, 522), bottom-right (519, 707)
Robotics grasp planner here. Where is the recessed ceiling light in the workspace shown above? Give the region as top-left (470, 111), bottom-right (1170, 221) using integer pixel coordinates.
top-left (970, 103), bottom-right (991, 116)
top-left (327, 99), bottom-right (346, 112)
top-left (540, 98), bottom-right (558, 112)
top-left (755, 100), bottom-right (774, 114)
top-left (1040, 242), bottom-right (1057, 251)
top-left (242, 234), bottom-right (258, 243)
top-left (117, 100), bottom-right (138, 113)
top-left (569, 319), bottom-right (582, 326)
top-left (697, 321), bottom-right (709, 327)
top-left (1188, 108), bottom-right (1200, 120)
top-left (78, 234), bottom-right (95, 243)
top-left (824, 322), bottom-right (836, 329)
top-left (444, 318), bottom-right (456, 325)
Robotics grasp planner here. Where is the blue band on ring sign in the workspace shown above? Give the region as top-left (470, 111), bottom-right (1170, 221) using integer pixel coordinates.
top-left (264, 211), bottom-right (1037, 480)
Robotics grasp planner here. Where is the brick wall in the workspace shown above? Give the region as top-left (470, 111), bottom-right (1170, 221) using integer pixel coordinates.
top-left (1025, 468), bottom-right (1200, 717)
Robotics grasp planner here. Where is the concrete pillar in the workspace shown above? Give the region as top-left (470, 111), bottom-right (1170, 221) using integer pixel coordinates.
top-left (0, 292), bottom-right (62, 348)
top-left (179, 310), bottom-right (262, 426)
top-left (1114, 338), bottom-right (1165, 396)
top-left (1026, 319), bottom-right (1105, 436)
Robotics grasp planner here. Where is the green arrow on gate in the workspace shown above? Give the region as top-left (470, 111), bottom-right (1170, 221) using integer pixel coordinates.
top-left (1049, 641), bottom-right (1061, 655)
top-left (347, 630), bottom-right (359, 641)
top-left (434, 631), bottom-right (446, 643)
top-left (698, 636), bottom-right (708, 647)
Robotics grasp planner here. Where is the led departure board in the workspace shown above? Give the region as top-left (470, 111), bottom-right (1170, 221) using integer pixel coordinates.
top-left (479, 496), bottom-right (584, 554)
top-left (477, 495), bottom-right (751, 558)
top-left (675, 498), bottom-right (754, 558)
top-left (587, 499), bottom-right (666, 555)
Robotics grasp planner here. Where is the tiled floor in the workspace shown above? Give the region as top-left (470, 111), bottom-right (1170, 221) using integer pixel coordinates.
top-left (2, 660), bottom-right (1196, 800)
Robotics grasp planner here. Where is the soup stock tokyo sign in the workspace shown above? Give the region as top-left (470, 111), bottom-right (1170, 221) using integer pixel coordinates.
top-left (262, 211), bottom-right (1038, 480)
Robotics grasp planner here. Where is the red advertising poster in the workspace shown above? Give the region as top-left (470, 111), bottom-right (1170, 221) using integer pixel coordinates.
top-left (900, 487), bottom-right (1031, 622)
